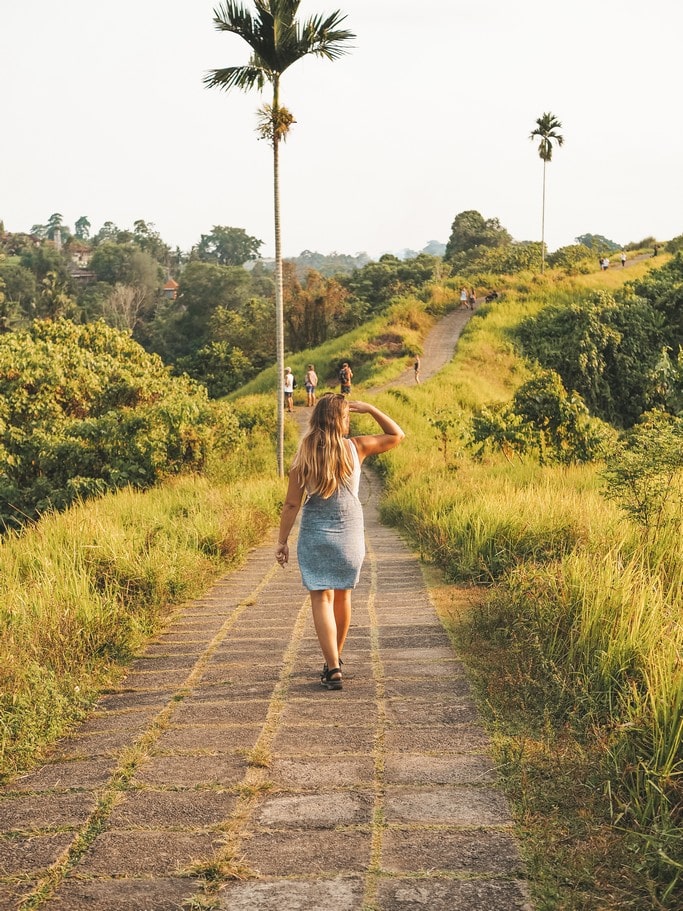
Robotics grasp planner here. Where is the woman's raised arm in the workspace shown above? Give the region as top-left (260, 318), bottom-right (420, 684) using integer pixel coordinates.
top-left (348, 401), bottom-right (405, 461)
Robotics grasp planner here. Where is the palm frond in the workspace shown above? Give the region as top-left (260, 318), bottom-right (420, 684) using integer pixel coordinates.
top-left (298, 12), bottom-right (355, 60)
top-left (212, 1), bottom-right (256, 40)
top-left (203, 64), bottom-right (268, 92)
top-left (265, 0), bottom-right (303, 28)
top-left (530, 111), bottom-right (564, 161)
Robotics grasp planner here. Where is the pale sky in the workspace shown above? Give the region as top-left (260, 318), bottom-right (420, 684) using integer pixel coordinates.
top-left (2, 0), bottom-right (682, 259)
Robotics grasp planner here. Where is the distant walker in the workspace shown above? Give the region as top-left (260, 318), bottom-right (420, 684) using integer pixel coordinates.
top-left (339, 362), bottom-right (353, 395)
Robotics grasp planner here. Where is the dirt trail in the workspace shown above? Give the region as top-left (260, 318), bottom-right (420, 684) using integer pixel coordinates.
top-left (0, 306), bottom-right (533, 911)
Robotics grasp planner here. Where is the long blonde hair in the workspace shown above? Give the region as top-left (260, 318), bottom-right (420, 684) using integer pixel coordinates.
top-left (292, 394), bottom-right (354, 498)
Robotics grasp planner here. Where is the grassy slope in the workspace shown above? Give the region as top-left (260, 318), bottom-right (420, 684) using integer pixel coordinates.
top-left (372, 256), bottom-right (681, 910)
top-left (3, 258), bottom-right (679, 909)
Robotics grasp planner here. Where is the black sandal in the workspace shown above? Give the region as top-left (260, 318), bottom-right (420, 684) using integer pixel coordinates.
top-left (321, 658), bottom-right (343, 676)
top-left (320, 667), bottom-right (343, 690)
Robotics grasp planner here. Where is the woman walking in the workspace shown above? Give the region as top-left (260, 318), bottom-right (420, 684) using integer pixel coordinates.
top-left (275, 394), bottom-right (405, 689)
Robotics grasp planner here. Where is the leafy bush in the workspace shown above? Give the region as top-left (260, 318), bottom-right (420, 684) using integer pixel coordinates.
top-left (624, 236), bottom-right (657, 252)
top-left (472, 370), bottom-right (610, 465)
top-left (628, 252), bottom-right (683, 352)
top-left (0, 319), bottom-right (240, 529)
top-left (515, 290), bottom-right (665, 426)
top-left (175, 341), bottom-right (253, 398)
top-left (546, 243), bottom-right (594, 274)
top-left (451, 241), bottom-right (543, 276)
top-left (602, 410), bottom-right (683, 535)
top-left (666, 234), bottom-right (683, 254)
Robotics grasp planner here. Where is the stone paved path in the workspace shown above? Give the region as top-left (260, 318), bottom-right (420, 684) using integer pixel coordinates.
top-left (0, 305), bottom-right (533, 911)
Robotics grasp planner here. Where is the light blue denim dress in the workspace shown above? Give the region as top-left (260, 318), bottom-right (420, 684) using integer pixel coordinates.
top-left (297, 440), bottom-right (365, 591)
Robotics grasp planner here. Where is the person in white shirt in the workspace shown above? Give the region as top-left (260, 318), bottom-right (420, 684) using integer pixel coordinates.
top-left (284, 367), bottom-right (295, 412)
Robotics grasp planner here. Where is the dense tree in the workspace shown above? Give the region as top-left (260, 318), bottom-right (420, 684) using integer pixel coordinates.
top-left (546, 244), bottom-right (594, 273)
top-left (90, 244), bottom-right (161, 294)
top-left (204, 0), bottom-right (354, 476)
top-left (530, 112), bottom-right (564, 273)
top-left (156, 261), bottom-right (252, 359)
top-left (74, 216), bottom-right (91, 240)
top-left (629, 253), bottom-right (683, 353)
top-left (46, 212), bottom-right (70, 242)
top-left (0, 320), bottom-right (235, 529)
top-left (444, 210), bottom-right (511, 262)
top-left (20, 243), bottom-right (71, 285)
top-left (37, 271), bottom-right (76, 320)
top-left (132, 220), bottom-right (171, 265)
top-left (288, 249), bottom-right (371, 277)
top-left (92, 221), bottom-right (123, 246)
top-left (174, 342), bottom-right (253, 398)
top-left (282, 262), bottom-right (349, 348)
top-left (0, 260), bottom-right (37, 316)
top-left (454, 241), bottom-right (542, 276)
top-left (0, 278), bottom-right (21, 331)
top-left (344, 253), bottom-right (442, 309)
top-left (195, 225), bottom-right (263, 266)
top-left (575, 233), bottom-right (620, 252)
top-left (515, 291), bottom-right (665, 426)
top-left (217, 294), bottom-right (275, 367)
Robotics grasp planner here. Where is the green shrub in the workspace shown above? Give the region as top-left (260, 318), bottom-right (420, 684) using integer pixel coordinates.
top-left (0, 319), bottom-right (239, 528)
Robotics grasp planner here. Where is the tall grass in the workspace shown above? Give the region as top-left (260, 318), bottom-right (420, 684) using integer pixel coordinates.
top-left (0, 450), bottom-right (282, 780)
top-left (3, 259), bottom-right (680, 901)
top-left (369, 271), bottom-right (682, 903)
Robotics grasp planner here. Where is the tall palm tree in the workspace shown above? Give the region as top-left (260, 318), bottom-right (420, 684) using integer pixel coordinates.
top-left (205, 1), bottom-right (354, 476)
top-left (529, 112), bottom-right (564, 273)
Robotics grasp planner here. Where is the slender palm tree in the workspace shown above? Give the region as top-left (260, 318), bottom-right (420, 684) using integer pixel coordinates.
top-left (529, 112), bottom-right (564, 273)
top-left (205, 1), bottom-right (354, 476)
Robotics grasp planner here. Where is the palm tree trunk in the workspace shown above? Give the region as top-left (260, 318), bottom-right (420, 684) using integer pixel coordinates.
top-left (541, 159), bottom-right (547, 274)
top-left (273, 78), bottom-right (285, 477)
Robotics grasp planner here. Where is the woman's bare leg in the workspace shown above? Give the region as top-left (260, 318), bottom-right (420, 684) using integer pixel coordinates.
top-left (310, 589), bottom-right (341, 670)
top-left (333, 589), bottom-right (352, 656)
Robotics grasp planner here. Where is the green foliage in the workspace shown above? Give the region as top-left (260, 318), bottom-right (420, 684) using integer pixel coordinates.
top-left (530, 111), bottom-right (564, 162)
top-left (288, 248), bottom-right (372, 277)
top-left (452, 241), bottom-right (542, 276)
top-left (283, 262), bottom-right (352, 348)
top-left (646, 346), bottom-right (683, 414)
top-left (666, 234), bottom-right (683, 254)
top-left (89, 242), bottom-right (162, 289)
top-left (546, 243), bottom-right (594, 273)
top-left (37, 270), bottom-right (77, 319)
top-left (175, 342), bottom-right (253, 398)
top-left (427, 408), bottom-right (469, 465)
top-left (628, 252), bottom-right (683, 352)
top-left (0, 259), bottom-right (37, 315)
top-left (515, 289), bottom-right (665, 426)
top-left (472, 370), bottom-right (608, 465)
top-left (444, 209), bottom-right (511, 262)
top-left (624, 235), bottom-right (657, 252)
top-left (343, 253), bottom-right (443, 311)
top-left (20, 242), bottom-right (71, 284)
top-left (512, 371), bottom-right (606, 464)
top-left (602, 410), bottom-right (683, 535)
top-left (575, 233), bottom-right (621, 252)
top-left (0, 319), bottom-right (238, 529)
top-left (0, 468), bottom-right (281, 779)
top-left (74, 215), bottom-right (91, 240)
top-left (194, 225), bottom-right (263, 266)
top-left (156, 261), bottom-right (253, 359)
top-left (471, 404), bottom-right (531, 463)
